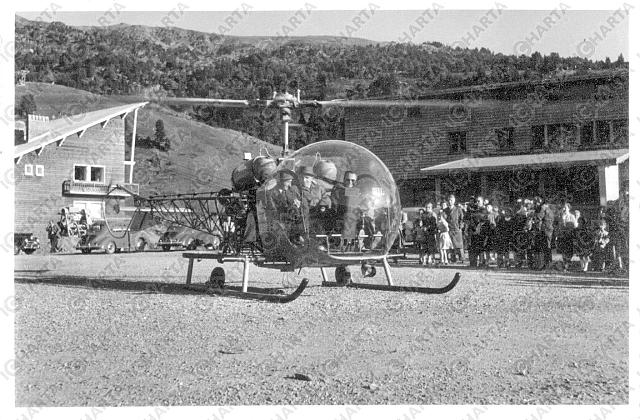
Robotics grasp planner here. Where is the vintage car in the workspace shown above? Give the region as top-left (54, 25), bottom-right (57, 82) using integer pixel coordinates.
top-left (401, 206), bottom-right (425, 245)
top-left (157, 224), bottom-right (222, 252)
top-left (76, 211), bottom-right (166, 254)
top-left (14, 233), bottom-right (40, 255)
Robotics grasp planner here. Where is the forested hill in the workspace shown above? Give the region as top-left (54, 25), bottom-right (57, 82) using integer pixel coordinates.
top-left (15, 15), bottom-right (628, 147)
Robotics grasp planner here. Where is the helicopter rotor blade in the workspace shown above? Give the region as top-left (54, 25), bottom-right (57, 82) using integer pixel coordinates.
top-left (111, 95), bottom-right (254, 107)
top-left (111, 94), bottom-right (343, 109)
top-left (158, 98), bottom-right (253, 107)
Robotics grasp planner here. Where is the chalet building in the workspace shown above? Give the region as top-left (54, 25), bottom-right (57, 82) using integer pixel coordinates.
top-left (343, 71), bottom-right (628, 216)
top-left (14, 102), bottom-right (147, 247)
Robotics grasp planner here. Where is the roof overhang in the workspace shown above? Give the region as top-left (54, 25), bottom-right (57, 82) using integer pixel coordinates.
top-left (14, 102), bottom-right (148, 163)
top-left (420, 149), bottom-right (629, 175)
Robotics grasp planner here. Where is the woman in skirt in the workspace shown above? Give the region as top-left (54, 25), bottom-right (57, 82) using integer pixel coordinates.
top-left (574, 210), bottom-right (592, 271)
top-left (557, 203), bottom-right (578, 271)
top-left (437, 211), bottom-right (452, 265)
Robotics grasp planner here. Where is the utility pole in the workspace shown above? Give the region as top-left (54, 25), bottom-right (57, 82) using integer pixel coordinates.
top-left (18, 70), bottom-right (29, 86)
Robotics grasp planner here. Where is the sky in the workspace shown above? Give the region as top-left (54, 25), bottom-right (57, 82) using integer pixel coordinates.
top-left (17, 7), bottom-right (629, 61)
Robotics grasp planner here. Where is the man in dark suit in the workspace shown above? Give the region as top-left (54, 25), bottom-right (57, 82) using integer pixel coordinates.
top-left (465, 196), bottom-right (487, 267)
top-left (533, 196), bottom-right (555, 269)
top-left (268, 171), bottom-right (304, 247)
top-left (445, 194), bottom-right (465, 263)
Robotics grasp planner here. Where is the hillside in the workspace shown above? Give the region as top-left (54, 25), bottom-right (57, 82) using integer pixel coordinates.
top-left (14, 16), bottom-right (628, 146)
top-left (15, 83), bottom-right (281, 195)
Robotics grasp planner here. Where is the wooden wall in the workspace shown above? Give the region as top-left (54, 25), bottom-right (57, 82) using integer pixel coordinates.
top-left (14, 118), bottom-right (126, 244)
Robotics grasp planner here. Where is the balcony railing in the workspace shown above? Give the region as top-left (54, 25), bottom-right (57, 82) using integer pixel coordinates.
top-left (62, 180), bottom-right (139, 197)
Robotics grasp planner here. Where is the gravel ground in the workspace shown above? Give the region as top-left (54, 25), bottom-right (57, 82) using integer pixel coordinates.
top-left (14, 251), bottom-right (628, 406)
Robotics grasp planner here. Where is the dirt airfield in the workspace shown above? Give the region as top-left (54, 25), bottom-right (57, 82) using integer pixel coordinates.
top-left (14, 251), bottom-right (628, 406)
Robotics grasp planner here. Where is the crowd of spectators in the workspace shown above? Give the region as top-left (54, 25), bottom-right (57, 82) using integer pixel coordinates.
top-left (406, 193), bottom-right (628, 273)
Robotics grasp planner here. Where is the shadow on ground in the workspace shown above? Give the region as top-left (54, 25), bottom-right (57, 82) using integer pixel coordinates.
top-left (14, 274), bottom-right (307, 302)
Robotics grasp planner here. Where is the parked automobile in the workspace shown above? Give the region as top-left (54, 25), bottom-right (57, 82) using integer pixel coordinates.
top-left (14, 233), bottom-right (40, 255)
top-left (157, 224), bottom-right (222, 252)
top-left (401, 206), bottom-right (424, 245)
top-left (76, 210), bottom-right (166, 254)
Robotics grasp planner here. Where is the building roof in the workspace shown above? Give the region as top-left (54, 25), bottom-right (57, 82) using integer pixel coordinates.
top-left (420, 149), bottom-right (629, 174)
top-left (318, 99), bottom-right (500, 108)
top-left (14, 102), bottom-right (148, 162)
top-left (416, 70), bottom-right (628, 99)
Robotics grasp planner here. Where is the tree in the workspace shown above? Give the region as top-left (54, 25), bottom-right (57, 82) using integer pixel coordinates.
top-left (153, 119), bottom-right (170, 151)
top-left (17, 93), bottom-right (36, 117)
top-left (367, 73), bottom-right (400, 98)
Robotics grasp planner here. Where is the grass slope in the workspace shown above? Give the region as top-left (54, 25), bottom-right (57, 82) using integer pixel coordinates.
top-left (16, 83), bottom-right (281, 195)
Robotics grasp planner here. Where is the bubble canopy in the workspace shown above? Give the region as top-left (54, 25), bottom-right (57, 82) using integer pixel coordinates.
top-left (256, 140), bottom-right (402, 259)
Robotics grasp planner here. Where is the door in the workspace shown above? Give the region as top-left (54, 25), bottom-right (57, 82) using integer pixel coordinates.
top-left (72, 200), bottom-right (104, 220)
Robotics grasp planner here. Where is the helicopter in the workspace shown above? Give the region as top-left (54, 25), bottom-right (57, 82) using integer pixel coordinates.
top-left (108, 90), bottom-right (461, 302)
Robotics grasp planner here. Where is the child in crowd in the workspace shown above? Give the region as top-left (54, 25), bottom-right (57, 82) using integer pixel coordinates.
top-left (414, 217), bottom-right (427, 265)
top-left (591, 219), bottom-right (611, 271)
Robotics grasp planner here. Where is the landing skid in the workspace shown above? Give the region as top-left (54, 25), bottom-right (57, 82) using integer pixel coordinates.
top-left (207, 278), bottom-right (309, 303)
top-left (339, 273), bottom-right (460, 294)
top-left (182, 251), bottom-right (308, 303)
top-left (320, 257), bottom-right (461, 294)
top-left (186, 278), bottom-right (309, 303)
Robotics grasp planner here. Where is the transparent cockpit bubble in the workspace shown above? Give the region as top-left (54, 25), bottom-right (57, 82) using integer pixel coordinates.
top-left (256, 140), bottom-right (402, 257)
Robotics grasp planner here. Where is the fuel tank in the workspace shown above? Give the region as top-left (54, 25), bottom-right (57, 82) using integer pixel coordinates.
top-left (231, 156), bottom-right (277, 191)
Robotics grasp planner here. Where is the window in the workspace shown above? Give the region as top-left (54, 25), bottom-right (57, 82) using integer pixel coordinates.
top-left (408, 107), bottom-right (421, 117)
top-left (579, 119), bottom-right (628, 148)
top-left (612, 119), bottom-right (628, 146)
top-left (35, 165), bottom-right (44, 177)
top-left (448, 131), bottom-right (467, 154)
top-left (90, 167), bottom-right (104, 183)
top-left (595, 120), bottom-right (610, 144)
top-left (74, 165), bottom-right (88, 181)
top-left (531, 125), bottom-right (545, 149)
top-left (547, 123), bottom-right (577, 150)
top-left (580, 122), bottom-right (594, 146)
top-left (73, 164), bottom-right (105, 183)
top-left (24, 164), bottom-right (33, 176)
top-left (495, 127), bottom-right (514, 150)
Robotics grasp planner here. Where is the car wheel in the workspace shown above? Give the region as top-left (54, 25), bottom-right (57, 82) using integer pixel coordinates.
top-left (185, 239), bottom-right (197, 250)
top-left (161, 245), bottom-right (171, 252)
top-left (335, 266), bottom-right (352, 286)
top-left (105, 241), bottom-right (116, 254)
top-left (81, 249), bottom-right (91, 254)
top-left (23, 249), bottom-right (36, 255)
top-left (135, 237), bottom-right (147, 252)
top-left (208, 267), bottom-right (225, 288)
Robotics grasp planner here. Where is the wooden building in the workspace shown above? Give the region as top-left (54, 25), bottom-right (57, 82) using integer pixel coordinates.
top-left (14, 102), bottom-right (147, 247)
top-left (342, 71), bottom-right (629, 214)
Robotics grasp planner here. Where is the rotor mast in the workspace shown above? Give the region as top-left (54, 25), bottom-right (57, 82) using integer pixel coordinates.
top-left (272, 89), bottom-right (300, 157)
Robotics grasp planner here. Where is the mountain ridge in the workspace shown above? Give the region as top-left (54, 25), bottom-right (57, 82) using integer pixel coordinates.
top-left (15, 14), bottom-right (381, 48)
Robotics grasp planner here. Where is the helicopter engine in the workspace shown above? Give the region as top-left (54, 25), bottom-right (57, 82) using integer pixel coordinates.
top-left (231, 155), bottom-right (278, 192)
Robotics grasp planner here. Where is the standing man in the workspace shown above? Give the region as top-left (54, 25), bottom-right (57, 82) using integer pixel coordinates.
top-left (331, 171), bottom-right (360, 250)
top-left (445, 194), bottom-right (465, 263)
top-left (221, 215), bottom-right (236, 254)
top-left (512, 199), bottom-right (528, 268)
top-left (465, 196), bottom-right (487, 267)
top-left (533, 196), bottom-right (555, 269)
top-left (46, 220), bottom-right (61, 253)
